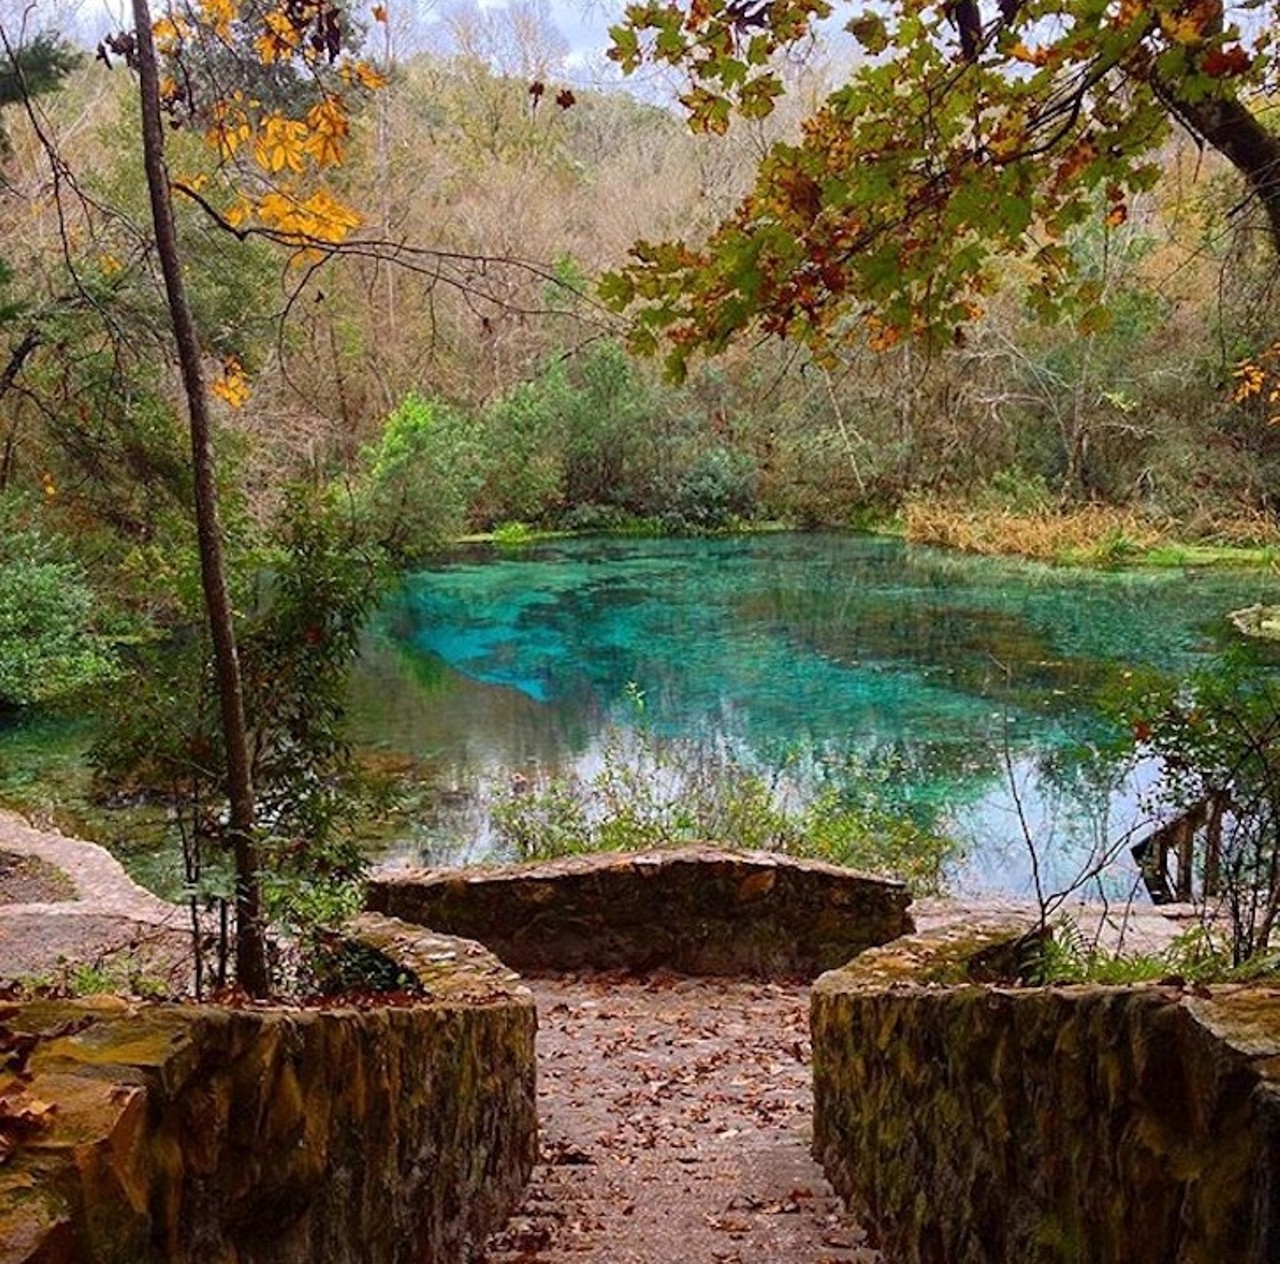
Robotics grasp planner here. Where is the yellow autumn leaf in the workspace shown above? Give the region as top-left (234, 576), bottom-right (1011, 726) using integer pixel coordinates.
top-left (303, 130), bottom-right (345, 168)
top-left (211, 359), bottom-right (251, 409)
top-left (355, 61), bottom-right (388, 90)
top-left (255, 32), bottom-right (286, 64)
top-left (206, 100), bottom-right (250, 159)
top-left (1159, 12), bottom-right (1205, 44)
top-left (302, 98), bottom-right (350, 167)
top-left (255, 10), bottom-right (300, 64)
top-left (296, 189), bottom-right (362, 242)
top-left (252, 114), bottom-right (308, 174)
top-left (256, 188), bottom-right (362, 243)
top-left (199, 0), bottom-right (237, 38)
top-left (152, 17), bottom-right (184, 48)
top-left (210, 126), bottom-right (239, 160)
top-left (1233, 362), bottom-right (1264, 401)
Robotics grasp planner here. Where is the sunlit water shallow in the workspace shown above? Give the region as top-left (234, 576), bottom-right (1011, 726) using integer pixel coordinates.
top-left (350, 533), bottom-right (1280, 899)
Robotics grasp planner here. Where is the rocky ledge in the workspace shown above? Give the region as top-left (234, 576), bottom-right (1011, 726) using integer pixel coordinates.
top-left (367, 845), bottom-right (914, 978)
top-left (811, 918), bottom-right (1280, 1264)
top-left (0, 914), bottom-right (537, 1264)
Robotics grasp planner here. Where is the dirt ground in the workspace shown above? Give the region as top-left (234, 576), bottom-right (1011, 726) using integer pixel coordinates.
top-left (0, 849), bottom-right (75, 905)
top-left (478, 973), bottom-right (883, 1264)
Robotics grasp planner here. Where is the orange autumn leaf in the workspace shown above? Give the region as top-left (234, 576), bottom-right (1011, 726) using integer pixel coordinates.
top-left (302, 97), bottom-right (350, 167)
top-left (353, 61), bottom-right (388, 90)
top-left (1009, 41), bottom-right (1050, 67)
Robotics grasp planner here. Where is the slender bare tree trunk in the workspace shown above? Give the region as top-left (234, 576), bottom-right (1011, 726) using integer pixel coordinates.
top-left (131, 0), bottom-right (269, 996)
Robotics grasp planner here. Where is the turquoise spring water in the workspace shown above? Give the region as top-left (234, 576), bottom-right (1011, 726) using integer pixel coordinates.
top-left (351, 533), bottom-right (1280, 898)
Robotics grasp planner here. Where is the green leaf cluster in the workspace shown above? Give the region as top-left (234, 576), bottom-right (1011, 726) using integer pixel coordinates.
top-left (0, 507), bottom-right (119, 709)
top-left (604, 0), bottom-right (1276, 369)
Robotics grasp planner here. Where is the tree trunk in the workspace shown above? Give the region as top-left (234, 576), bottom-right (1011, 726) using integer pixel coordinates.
top-left (130, 0), bottom-right (269, 997)
top-left (1156, 83), bottom-right (1280, 256)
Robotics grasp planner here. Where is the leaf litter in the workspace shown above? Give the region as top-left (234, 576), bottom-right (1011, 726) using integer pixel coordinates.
top-left (478, 971), bottom-right (884, 1263)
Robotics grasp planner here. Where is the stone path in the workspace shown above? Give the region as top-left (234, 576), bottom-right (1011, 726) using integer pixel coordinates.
top-left (0, 809), bottom-right (191, 989)
top-left (478, 973), bottom-right (883, 1264)
top-left (912, 893), bottom-right (1208, 956)
top-left (0, 807), bottom-right (1227, 1262)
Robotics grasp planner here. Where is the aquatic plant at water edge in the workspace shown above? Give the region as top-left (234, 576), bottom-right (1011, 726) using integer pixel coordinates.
top-left (492, 717), bottom-right (957, 894)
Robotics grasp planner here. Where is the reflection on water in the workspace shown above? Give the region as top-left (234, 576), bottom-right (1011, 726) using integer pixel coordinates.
top-left (350, 534), bottom-right (1280, 897)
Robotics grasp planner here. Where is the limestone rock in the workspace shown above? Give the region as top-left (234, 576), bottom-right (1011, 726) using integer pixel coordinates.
top-left (1, 920), bottom-right (536, 1264)
top-left (811, 921), bottom-right (1280, 1263)
top-left (368, 845), bottom-right (913, 978)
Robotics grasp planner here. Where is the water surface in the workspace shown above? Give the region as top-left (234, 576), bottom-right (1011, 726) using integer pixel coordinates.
top-left (352, 534), bottom-right (1280, 897)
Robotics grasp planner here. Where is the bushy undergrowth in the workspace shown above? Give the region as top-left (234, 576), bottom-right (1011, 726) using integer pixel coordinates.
top-left (1032, 917), bottom-right (1280, 985)
top-left (0, 507), bottom-right (120, 708)
top-left (492, 711), bottom-right (956, 894)
top-left (90, 488), bottom-right (388, 994)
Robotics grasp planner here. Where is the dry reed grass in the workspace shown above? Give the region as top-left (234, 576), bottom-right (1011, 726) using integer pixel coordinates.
top-left (902, 498), bottom-right (1280, 564)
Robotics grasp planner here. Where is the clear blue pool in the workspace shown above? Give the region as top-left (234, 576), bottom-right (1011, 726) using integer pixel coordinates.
top-left (351, 533), bottom-right (1280, 898)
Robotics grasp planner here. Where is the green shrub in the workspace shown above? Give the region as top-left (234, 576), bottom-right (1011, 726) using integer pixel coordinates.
top-left (0, 523), bottom-right (118, 708)
top-left (659, 446), bottom-right (757, 532)
top-left (359, 393), bottom-right (484, 559)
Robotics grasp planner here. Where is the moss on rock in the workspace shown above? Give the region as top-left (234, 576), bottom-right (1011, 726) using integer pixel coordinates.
top-left (811, 921), bottom-right (1280, 1264)
top-left (0, 919), bottom-right (536, 1264)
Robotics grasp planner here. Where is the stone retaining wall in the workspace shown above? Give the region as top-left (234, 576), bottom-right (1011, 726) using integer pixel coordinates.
top-left (811, 920), bottom-right (1280, 1264)
top-left (1, 914), bottom-right (537, 1264)
top-left (368, 846), bottom-right (913, 978)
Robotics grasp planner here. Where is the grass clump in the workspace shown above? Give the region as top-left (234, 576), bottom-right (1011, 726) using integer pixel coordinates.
top-left (1032, 919), bottom-right (1245, 985)
top-left (903, 498), bottom-right (1164, 564)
